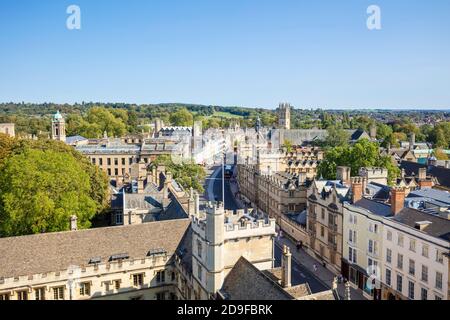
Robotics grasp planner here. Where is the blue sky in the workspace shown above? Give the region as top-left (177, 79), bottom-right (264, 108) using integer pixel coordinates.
top-left (0, 0), bottom-right (449, 109)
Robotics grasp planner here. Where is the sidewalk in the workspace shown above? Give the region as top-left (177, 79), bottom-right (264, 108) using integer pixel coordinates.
top-left (276, 235), bottom-right (367, 300)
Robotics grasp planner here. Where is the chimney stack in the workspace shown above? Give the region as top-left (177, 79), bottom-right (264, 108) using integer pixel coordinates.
top-left (418, 168), bottom-right (427, 181)
top-left (70, 215), bottom-right (78, 231)
top-left (351, 177), bottom-right (363, 203)
top-left (390, 187), bottom-right (405, 215)
top-left (281, 245), bottom-right (292, 288)
top-left (336, 166), bottom-right (351, 186)
top-left (409, 133), bottom-right (415, 151)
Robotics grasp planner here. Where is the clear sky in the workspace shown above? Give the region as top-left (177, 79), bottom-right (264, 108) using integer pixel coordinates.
top-left (0, 0), bottom-right (449, 109)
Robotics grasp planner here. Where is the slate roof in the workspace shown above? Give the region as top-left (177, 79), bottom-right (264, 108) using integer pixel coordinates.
top-left (400, 161), bottom-right (450, 189)
top-left (390, 208), bottom-right (450, 242)
top-left (0, 219), bottom-right (191, 279)
top-left (220, 257), bottom-right (294, 300)
top-left (353, 198), bottom-right (393, 217)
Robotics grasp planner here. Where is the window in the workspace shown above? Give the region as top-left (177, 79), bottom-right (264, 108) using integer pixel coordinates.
top-left (114, 158), bottom-right (119, 166)
top-left (79, 282), bottom-right (91, 296)
top-left (320, 226), bottom-right (325, 237)
top-left (197, 240), bottom-right (202, 258)
top-left (321, 208), bottom-right (325, 220)
top-left (156, 292), bottom-right (166, 300)
top-left (17, 290), bottom-right (28, 300)
top-left (398, 234), bottom-right (404, 247)
top-left (397, 254), bottom-right (403, 270)
top-left (171, 272), bottom-right (176, 282)
top-left (349, 247), bottom-right (357, 264)
top-left (328, 213), bottom-right (334, 225)
top-left (107, 169), bottom-right (111, 176)
top-left (289, 204), bottom-right (295, 211)
top-left (113, 280), bottom-right (121, 290)
top-left (133, 273), bottom-right (144, 287)
top-left (397, 275), bottom-right (403, 293)
top-left (409, 239), bottom-right (416, 252)
top-left (122, 158), bottom-right (126, 165)
top-left (386, 269), bottom-right (392, 286)
top-left (368, 258), bottom-right (373, 267)
top-left (198, 265), bottom-right (202, 281)
top-left (99, 158), bottom-right (103, 165)
top-left (107, 158), bottom-right (111, 166)
top-left (115, 213), bottom-right (123, 225)
top-left (421, 265), bottom-right (428, 283)
top-left (408, 281), bottom-right (415, 299)
top-left (368, 240), bottom-right (373, 254)
top-left (53, 287), bottom-right (64, 300)
top-left (35, 288), bottom-right (45, 300)
top-left (435, 272), bottom-right (443, 290)
top-left (289, 190), bottom-right (294, 198)
top-left (129, 158), bottom-right (133, 165)
top-left (421, 288), bottom-right (428, 300)
top-left (435, 295), bottom-right (442, 300)
top-left (409, 259), bottom-right (415, 276)
top-left (422, 244), bottom-right (429, 258)
top-left (115, 168), bottom-right (119, 176)
top-left (386, 249), bottom-right (392, 264)
top-left (387, 230), bottom-right (392, 241)
top-left (156, 271), bottom-right (165, 283)
top-left (0, 293), bottom-right (10, 300)
top-left (92, 158), bottom-right (96, 165)
top-left (436, 250), bottom-right (443, 264)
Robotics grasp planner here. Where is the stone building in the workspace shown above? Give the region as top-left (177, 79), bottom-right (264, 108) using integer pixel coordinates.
top-left (0, 123), bottom-right (15, 137)
top-left (51, 111), bottom-right (66, 142)
top-left (306, 176), bottom-right (350, 274)
top-left (0, 200), bottom-right (278, 301)
top-left (342, 187), bottom-right (450, 300)
top-left (277, 102), bottom-right (291, 130)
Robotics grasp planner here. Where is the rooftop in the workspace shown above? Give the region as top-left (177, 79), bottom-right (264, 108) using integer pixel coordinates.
top-left (0, 219), bottom-right (191, 279)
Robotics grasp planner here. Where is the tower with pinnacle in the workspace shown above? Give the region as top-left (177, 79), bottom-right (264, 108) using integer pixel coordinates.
top-left (277, 102), bottom-right (291, 130)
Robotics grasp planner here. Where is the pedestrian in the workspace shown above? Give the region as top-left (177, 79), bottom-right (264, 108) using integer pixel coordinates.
top-left (296, 241), bottom-right (301, 252)
top-left (313, 264), bottom-right (318, 272)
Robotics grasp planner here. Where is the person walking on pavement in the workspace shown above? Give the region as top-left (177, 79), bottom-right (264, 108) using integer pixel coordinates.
top-left (313, 264), bottom-right (318, 272)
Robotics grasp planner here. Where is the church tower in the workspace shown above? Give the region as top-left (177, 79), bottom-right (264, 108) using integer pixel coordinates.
top-left (277, 103), bottom-right (291, 130)
top-left (51, 111), bottom-right (66, 142)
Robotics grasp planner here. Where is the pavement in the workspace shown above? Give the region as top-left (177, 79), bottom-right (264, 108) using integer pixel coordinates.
top-left (275, 235), bottom-right (367, 300)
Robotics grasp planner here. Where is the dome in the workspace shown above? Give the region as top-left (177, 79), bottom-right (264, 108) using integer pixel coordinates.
top-left (53, 111), bottom-right (63, 120)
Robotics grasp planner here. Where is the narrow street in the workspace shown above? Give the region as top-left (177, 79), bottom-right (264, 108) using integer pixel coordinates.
top-left (202, 164), bottom-right (367, 298)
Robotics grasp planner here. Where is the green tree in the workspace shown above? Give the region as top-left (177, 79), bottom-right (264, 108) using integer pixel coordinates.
top-left (151, 155), bottom-right (206, 193)
top-left (169, 108), bottom-right (194, 126)
top-left (0, 140), bottom-right (109, 237)
top-left (317, 139), bottom-right (400, 185)
top-left (323, 126), bottom-right (350, 148)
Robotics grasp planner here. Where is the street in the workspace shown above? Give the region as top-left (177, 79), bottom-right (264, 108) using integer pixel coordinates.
top-left (203, 165), bottom-right (338, 297)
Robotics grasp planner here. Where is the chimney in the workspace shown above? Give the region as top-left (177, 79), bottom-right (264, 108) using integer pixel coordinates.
top-left (401, 169), bottom-right (405, 179)
top-left (418, 168), bottom-right (427, 181)
top-left (409, 133), bottom-right (415, 151)
top-left (370, 125), bottom-right (377, 140)
top-left (351, 177), bottom-right (363, 203)
top-left (70, 215), bottom-right (78, 231)
top-left (281, 245), bottom-right (292, 288)
top-left (337, 166), bottom-right (351, 185)
top-left (390, 187), bottom-right (405, 215)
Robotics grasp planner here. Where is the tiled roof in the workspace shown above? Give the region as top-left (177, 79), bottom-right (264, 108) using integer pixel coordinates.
top-left (0, 219), bottom-right (191, 279)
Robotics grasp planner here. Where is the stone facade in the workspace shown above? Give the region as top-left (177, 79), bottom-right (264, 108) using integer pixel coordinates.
top-left (0, 123), bottom-right (15, 137)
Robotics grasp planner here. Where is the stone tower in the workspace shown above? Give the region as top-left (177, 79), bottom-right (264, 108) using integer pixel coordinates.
top-left (51, 111), bottom-right (66, 142)
top-left (204, 202), bottom-right (225, 295)
top-left (277, 103), bottom-right (291, 130)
